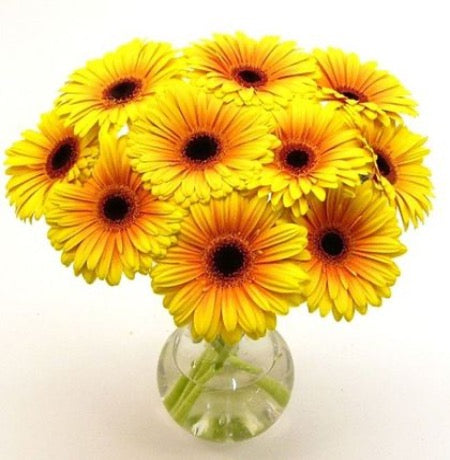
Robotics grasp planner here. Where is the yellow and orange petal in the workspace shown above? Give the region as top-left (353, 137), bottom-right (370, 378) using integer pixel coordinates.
top-left (294, 182), bottom-right (406, 321)
top-left (185, 32), bottom-right (318, 110)
top-left (358, 120), bottom-right (433, 229)
top-left (314, 48), bottom-right (417, 126)
top-left (249, 99), bottom-right (371, 216)
top-left (5, 110), bottom-right (99, 221)
top-left (46, 132), bottom-right (184, 285)
top-left (151, 192), bottom-right (310, 344)
top-left (127, 82), bottom-right (279, 207)
top-left (56, 39), bottom-right (182, 136)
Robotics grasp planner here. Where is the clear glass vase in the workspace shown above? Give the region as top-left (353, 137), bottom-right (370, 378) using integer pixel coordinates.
top-left (157, 327), bottom-right (294, 442)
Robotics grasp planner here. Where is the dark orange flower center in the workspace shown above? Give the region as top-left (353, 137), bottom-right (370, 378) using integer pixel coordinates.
top-left (213, 244), bottom-right (245, 276)
top-left (321, 231), bottom-right (345, 257)
top-left (337, 87), bottom-right (368, 103)
top-left (233, 66), bottom-right (268, 88)
top-left (46, 137), bottom-right (79, 179)
top-left (207, 237), bottom-right (251, 283)
top-left (99, 188), bottom-right (136, 228)
top-left (104, 78), bottom-right (142, 104)
top-left (375, 150), bottom-right (396, 184)
top-left (313, 228), bottom-right (348, 263)
top-left (280, 144), bottom-right (315, 175)
top-left (183, 133), bottom-right (221, 164)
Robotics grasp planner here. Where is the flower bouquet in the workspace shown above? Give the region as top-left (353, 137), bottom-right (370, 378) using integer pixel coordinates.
top-left (5, 33), bottom-right (432, 442)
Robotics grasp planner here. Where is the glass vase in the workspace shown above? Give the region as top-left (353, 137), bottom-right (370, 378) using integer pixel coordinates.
top-left (157, 327), bottom-right (294, 442)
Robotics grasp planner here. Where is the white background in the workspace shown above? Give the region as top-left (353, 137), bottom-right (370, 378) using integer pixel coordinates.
top-left (1, 1), bottom-right (449, 459)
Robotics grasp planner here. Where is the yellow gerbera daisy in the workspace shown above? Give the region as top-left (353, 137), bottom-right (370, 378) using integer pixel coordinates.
top-left (185, 32), bottom-right (318, 109)
top-left (294, 182), bottom-right (406, 321)
top-left (314, 48), bottom-right (417, 126)
top-left (358, 121), bottom-right (433, 229)
top-left (46, 133), bottom-right (184, 285)
top-left (5, 110), bottom-right (98, 221)
top-left (250, 100), bottom-right (371, 217)
top-left (127, 83), bottom-right (279, 207)
top-left (151, 193), bottom-right (310, 344)
top-left (56, 39), bottom-right (182, 136)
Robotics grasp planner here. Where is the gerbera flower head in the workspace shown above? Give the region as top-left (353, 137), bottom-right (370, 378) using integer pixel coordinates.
top-left (358, 121), bottom-right (433, 229)
top-left (185, 32), bottom-right (318, 110)
top-left (295, 182), bottom-right (406, 321)
top-left (5, 110), bottom-right (98, 221)
top-left (250, 99), bottom-right (371, 216)
top-left (127, 82), bottom-right (279, 207)
top-left (56, 39), bottom-right (182, 136)
top-left (314, 48), bottom-right (417, 126)
top-left (151, 192), bottom-right (310, 344)
top-left (46, 132), bottom-right (184, 285)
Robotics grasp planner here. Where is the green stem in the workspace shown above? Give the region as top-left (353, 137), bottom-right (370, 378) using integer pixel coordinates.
top-left (227, 355), bottom-right (291, 407)
top-left (163, 338), bottom-right (291, 427)
top-left (170, 340), bottom-right (232, 423)
top-left (163, 346), bottom-right (216, 412)
top-left (163, 376), bottom-right (189, 411)
top-left (171, 367), bottom-right (215, 423)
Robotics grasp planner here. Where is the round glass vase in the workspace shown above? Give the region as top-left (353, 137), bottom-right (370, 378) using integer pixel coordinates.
top-left (157, 327), bottom-right (294, 442)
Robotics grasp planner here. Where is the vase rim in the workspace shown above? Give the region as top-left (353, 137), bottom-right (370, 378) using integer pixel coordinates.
top-left (170, 327), bottom-right (287, 390)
